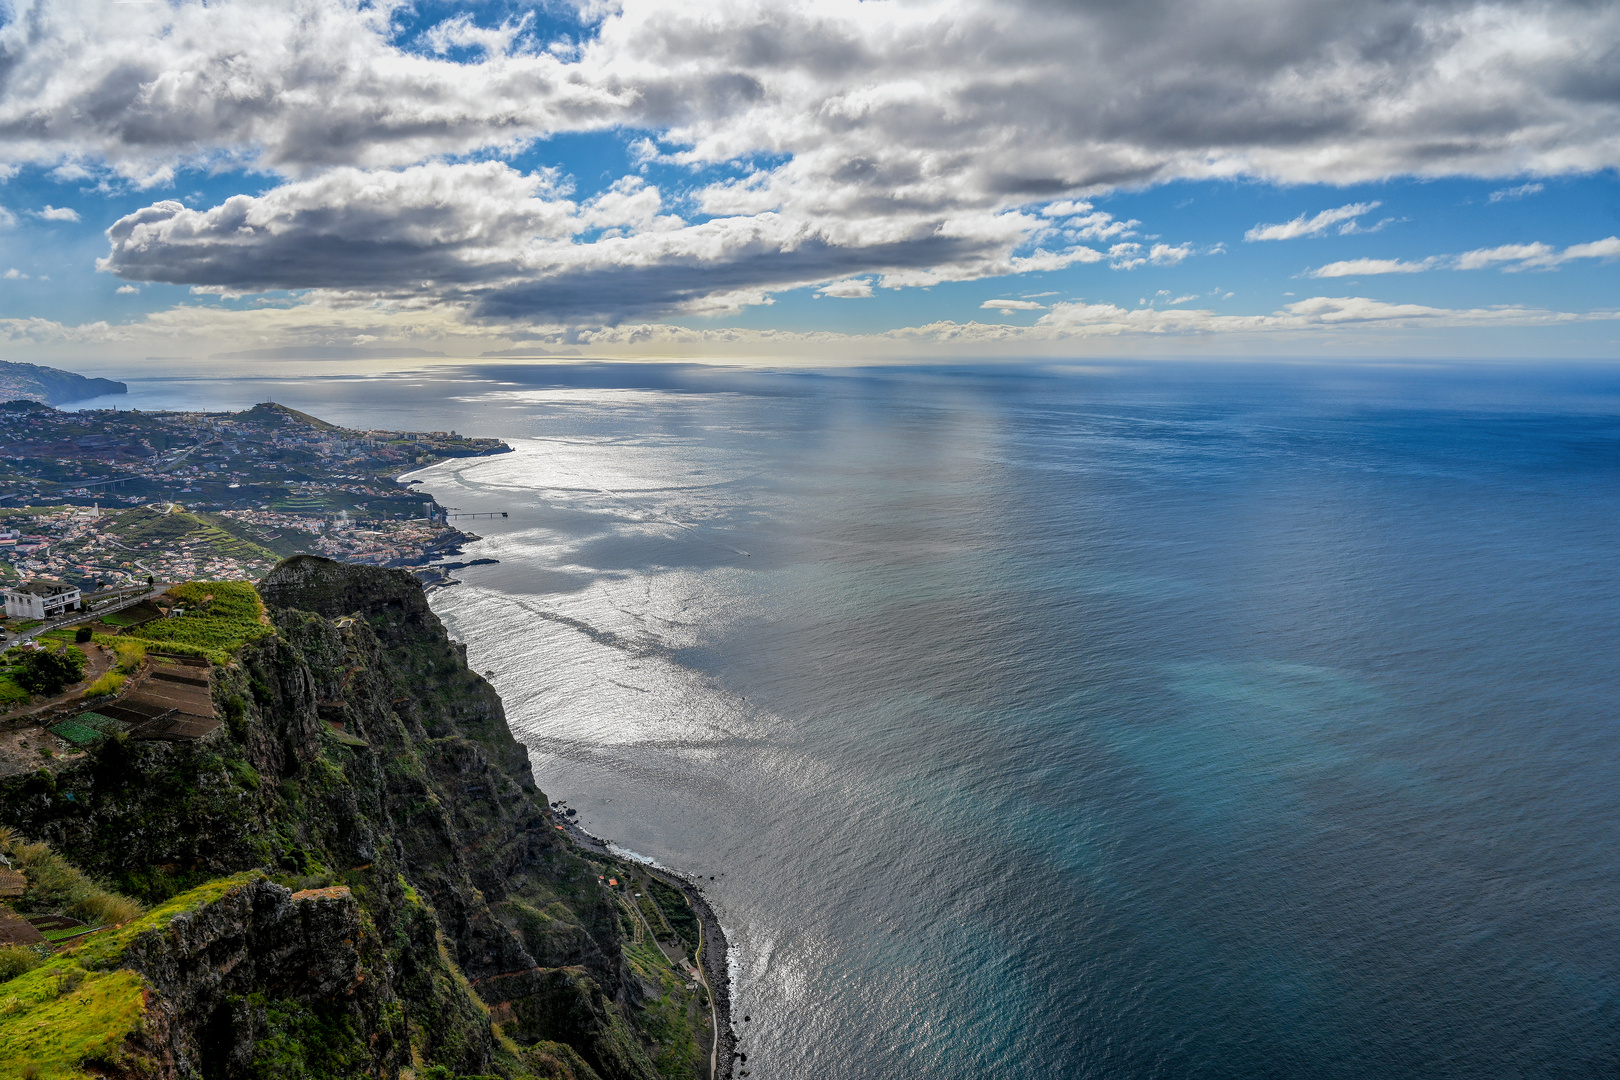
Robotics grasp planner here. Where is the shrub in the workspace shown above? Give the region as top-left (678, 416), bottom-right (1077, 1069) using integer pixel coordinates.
top-left (73, 626), bottom-right (92, 644)
top-left (13, 647), bottom-right (86, 695)
top-left (0, 946), bottom-right (38, 984)
top-left (70, 890), bottom-right (142, 927)
top-left (243, 998), bottom-right (368, 1080)
top-left (0, 836), bottom-right (144, 927)
top-left (85, 671), bottom-right (124, 698)
top-left (223, 694), bottom-right (249, 741)
top-left (92, 638), bottom-right (147, 674)
top-left (84, 670), bottom-right (123, 696)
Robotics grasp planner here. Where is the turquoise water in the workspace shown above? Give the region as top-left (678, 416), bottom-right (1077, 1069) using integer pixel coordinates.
top-left (77, 362), bottom-right (1620, 1077)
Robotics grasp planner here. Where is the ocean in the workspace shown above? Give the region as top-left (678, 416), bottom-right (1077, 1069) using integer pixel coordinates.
top-left (71, 360), bottom-right (1620, 1077)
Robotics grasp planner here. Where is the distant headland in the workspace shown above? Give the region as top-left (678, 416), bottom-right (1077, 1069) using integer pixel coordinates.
top-left (0, 361), bottom-right (126, 406)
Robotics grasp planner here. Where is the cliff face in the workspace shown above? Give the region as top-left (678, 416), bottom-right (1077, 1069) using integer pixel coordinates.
top-left (0, 557), bottom-right (714, 1080)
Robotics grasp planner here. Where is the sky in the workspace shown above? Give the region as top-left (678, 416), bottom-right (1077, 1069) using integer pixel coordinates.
top-left (1, 0), bottom-right (1619, 368)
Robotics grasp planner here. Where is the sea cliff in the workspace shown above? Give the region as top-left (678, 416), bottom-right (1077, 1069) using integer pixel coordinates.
top-left (0, 556), bottom-right (727, 1080)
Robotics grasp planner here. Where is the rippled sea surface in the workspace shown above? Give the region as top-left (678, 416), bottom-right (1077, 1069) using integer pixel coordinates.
top-left (88, 362), bottom-right (1620, 1078)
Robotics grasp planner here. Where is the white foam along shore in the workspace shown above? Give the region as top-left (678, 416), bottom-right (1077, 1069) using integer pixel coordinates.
top-left (554, 810), bottom-right (738, 1079)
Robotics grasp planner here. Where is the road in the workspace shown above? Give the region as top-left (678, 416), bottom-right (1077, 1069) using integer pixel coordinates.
top-left (3, 586), bottom-right (165, 645)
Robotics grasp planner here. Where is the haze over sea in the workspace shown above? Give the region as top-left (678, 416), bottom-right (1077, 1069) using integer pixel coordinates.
top-left (76, 361), bottom-right (1620, 1078)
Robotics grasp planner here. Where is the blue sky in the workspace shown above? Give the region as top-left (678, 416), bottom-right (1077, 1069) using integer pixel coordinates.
top-left (1, 0), bottom-right (1618, 365)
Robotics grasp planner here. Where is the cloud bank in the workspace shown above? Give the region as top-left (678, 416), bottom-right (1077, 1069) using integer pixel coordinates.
top-left (4, 0), bottom-right (1619, 329)
top-left (1309, 237), bottom-right (1620, 276)
top-left (4, 294), bottom-right (1609, 365)
top-left (8, 0), bottom-right (1620, 185)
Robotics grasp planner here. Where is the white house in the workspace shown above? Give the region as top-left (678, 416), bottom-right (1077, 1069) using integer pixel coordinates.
top-left (3, 580), bottom-right (81, 620)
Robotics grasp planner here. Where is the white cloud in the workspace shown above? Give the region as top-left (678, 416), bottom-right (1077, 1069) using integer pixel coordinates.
top-left (1309, 257), bottom-right (1438, 278)
top-left (1108, 243), bottom-right (1146, 270)
top-left (981, 298), bottom-right (1046, 313)
top-left (1309, 237), bottom-right (1620, 276)
top-left (1488, 183), bottom-right (1545, 202)
top-left (1038, 202), bottom-right (1139, 243)
top-left (36, 205), bottom-right (81, 222)
top-left (1018, 295), bottom-right (1593, 336)
top-left (0, 206), bottom-right (14, 229)
top-left (1149, 243), bottom-right (1193, 266)
top-left (1336, 216), bottom-right (1396, 236)
top-left (818, 278), bottom-right (874, 298)
top-left (1452, 238), bottom-right (1620, 271)
top-left (578, 176), bottom-right (684, 235)
top-left (1561, 237), bottom-right (1620, 261)
top-left (115, 284), bottom-right (140, 294)
top-left (3, 268), bottom-right (28, 279)
top-left (1245, 203), bottom-right (1382, 242)
top-left (1453, 243), bottom-right (1558, 270)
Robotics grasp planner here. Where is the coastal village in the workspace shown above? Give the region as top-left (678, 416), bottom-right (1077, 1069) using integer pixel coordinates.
top-left (0, 397), bottom-right (508, 597)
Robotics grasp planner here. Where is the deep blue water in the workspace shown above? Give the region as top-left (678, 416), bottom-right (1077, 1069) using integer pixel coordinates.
top-left (74, 362), bottom-right (1620, 1077)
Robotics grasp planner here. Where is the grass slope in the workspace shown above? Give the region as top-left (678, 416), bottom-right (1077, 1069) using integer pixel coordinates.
top-left (0, 874), bottom-right (250, 1080)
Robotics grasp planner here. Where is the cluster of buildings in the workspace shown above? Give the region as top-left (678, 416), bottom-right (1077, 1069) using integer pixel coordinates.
top-left (311, 517), bottom-right (469, 565)
top-left (0, 506), bottom-right (136, 591)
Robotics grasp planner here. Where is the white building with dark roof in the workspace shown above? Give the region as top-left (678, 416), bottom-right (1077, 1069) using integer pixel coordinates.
top-left (3, 579), bottom-right (81, 620)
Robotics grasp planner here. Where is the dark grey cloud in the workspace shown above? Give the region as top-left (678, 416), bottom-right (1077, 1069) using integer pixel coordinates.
top-left (474, 233), bottom-right (982, 323)
top-left (99, 161), bottom-right (570, 288)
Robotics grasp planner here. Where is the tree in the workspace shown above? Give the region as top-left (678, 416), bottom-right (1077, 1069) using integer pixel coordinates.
top-left (15, 647), bottom-right (87, 695)
top-left (74, 626), bottom-right (93, 644)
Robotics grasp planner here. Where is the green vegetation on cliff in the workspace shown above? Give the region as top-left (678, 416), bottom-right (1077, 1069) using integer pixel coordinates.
top-left (0, 964), bottom-right (148, 1079)
top-left (0, 558), bottom-right (716, 1080)
top-left (102, 580), bottom-right (271, 663)
top-left (0, 873), bottom-right (253, 1080)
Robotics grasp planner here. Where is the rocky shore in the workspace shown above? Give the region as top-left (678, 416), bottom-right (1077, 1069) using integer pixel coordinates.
top-left (558, 817), bottom-right (737, 1079)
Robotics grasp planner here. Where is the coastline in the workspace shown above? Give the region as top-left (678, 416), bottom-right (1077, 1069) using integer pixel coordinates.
top-left (555, 815), bottom-right (737, 1080)
top-left (405, 457), bottom-right (736, 1077)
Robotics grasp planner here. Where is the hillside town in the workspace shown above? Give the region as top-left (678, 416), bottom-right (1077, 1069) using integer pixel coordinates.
top-left (0, 399), bottom-right (508, 631)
